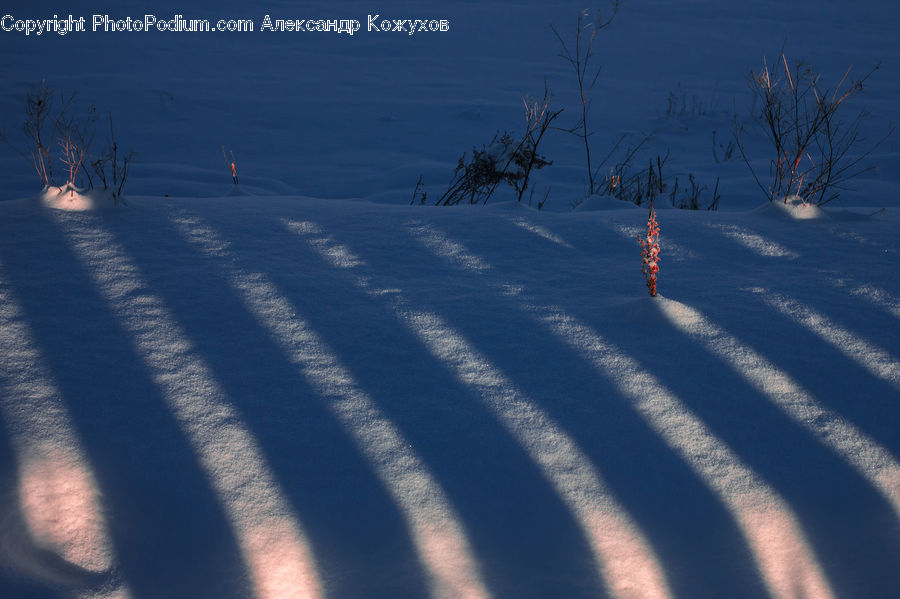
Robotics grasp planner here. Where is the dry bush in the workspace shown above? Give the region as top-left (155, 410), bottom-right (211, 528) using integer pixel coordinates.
top-left (735, 52), bottom-right (892, 205)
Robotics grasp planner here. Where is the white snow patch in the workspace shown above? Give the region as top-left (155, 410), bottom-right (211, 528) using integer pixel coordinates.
top-left (829, 277), bottom-right (900, 322)
top-left (755, 196), bottom-right (828, 220)
top-left (849, 285), bottom-right (900, 322)
top-left (512, 218), bottom-right (573, 248)
top-left (711, 224), bottom-right (800, 259)
top-left (406, 223), bottom-right (492, 273)
top-left (39, 186), bottom-right (121, 212)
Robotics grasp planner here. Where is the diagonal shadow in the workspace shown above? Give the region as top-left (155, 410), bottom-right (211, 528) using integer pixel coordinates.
top-left (625, 301), bottom-right (900, 599)
top-left (700, 219), bottom-right (900, 358)
top-left (203, 210), bottom-right (615, 598)
top-left (105, 205), bottom-right (444, 599)
top-left (258, 212), bottom-right (796, 599)
top-left (760, 290), bottom-right (899, 384)
top-left (413, 217), bottom-right (900, 597)
top-left (358, 221), bottom-right (774, 599)
top-left (492, 214), bottom-right (900, 597)
top-left (565, 212), bottom-right (900, 595)
top-left (704, 293), bottom-right (900, 458)
top-left (100, 205), bottom-right (437, 599)
top-left (682, 223), bottom-right (900, 460)
top-left (0, 266), bottom-right (129, 597)
top-left (824, 277), bottom-right (900, 326)
top-left (0, 207), bottom-right (252, 598)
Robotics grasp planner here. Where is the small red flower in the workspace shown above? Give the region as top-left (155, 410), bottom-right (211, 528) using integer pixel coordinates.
top-left (639, 208), bottom-right (660, 297)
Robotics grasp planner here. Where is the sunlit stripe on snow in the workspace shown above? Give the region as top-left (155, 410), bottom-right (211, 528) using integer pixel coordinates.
top-left (512, 218), bottom-right (573, 248)
top-left (825, 225), bottom-right (900, 257)
top-left (611, 223), bottom-right (694, 262)
top-left (285, 219), bottom-right (673, 599)
top-left (709, 224), bottom-right (800, 259)
top-left (657, 298), bottom-right (900, 521)
top-left (409, 224), bottom-right (836, 599)
top-left (53, 215), bottom-right (322, 599)
top-left (849, 285), bottom-right (900, 322)
top-left (0, 263), bottom-right (129, 598)
top-left (172, 212), bottom-right (490, 599)
top-left (752, 288), bottom-right (900, 391)
top-left (830, 278), bottom-right (900, 323)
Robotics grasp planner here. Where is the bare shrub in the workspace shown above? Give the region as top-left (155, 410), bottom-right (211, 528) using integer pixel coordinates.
top-left (437, 87), bottom-right (560, 206)
top-left (663, 83), bottom-right (707, 121)
top-left (669, 174), bottom-right (720, 211)
top-left (91, 114), bottom-right (135, 203)
top-left (1, 82), bottom-right (110, 193)
top-left (711, 129), bottom-right (736, 163)
top-left (551, 4), bottom-right (619, 196)
top-left (410, 174), bottom-right (427, 205)
top-left (1, 82), bottom-right (73, 188)
top-left (222, 145), bottom-right (239, 187)
top-left (735, 52), bottom-right (892, 205)
top-left (56, 103), bottom-right (97, 189)
top-left (599, 147), bottom-right (719, 211)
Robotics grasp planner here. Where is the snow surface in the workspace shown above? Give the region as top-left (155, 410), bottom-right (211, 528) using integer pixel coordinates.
top-left (1, 193), bottom-right (898, 598)
top-left (1, 1), bottom-right (900, 598)
top-left (2, 0), bottom-right (899, 208)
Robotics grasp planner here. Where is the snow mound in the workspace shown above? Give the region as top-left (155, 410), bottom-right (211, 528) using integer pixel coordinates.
top-left (754, 195), bottom-right (828, 220)
top-left (574, 195), bottom-right (641, 211)
top-left (225, 185), bottom-right (248, 197)
top-left (39, 186), bottom-right (122, 212)
top-left (824, 207), bottom-right (888, 222)
top-left (483, 200), bottom-right (535, 211)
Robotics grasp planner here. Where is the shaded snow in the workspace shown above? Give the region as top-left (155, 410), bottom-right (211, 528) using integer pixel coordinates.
top-left (0, 193), bottom-right (898, 598)
top-left (2, 1), bottom-right (900, 597)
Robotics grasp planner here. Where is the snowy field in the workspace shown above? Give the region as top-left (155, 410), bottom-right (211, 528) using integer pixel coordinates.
top-left (1, 1), bottom-right (899, 598)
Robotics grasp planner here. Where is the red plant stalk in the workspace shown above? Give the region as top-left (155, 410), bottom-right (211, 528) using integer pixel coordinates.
top-left (639, 206), bottom-right (660, 297)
